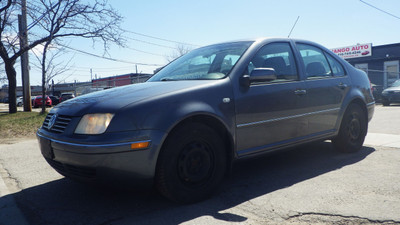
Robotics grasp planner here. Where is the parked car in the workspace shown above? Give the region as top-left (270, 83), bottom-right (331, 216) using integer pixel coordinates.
top-left (2, 97), bottom-right (9, 103)
top-left (381, 79), bottom-right (400, 106)
top-left (370, 83), bottom-right (383, 102)
top-left (17, 97), bottom-right (23, 106)
top-left (37, 38), bottom-right (375, 203)
top-left (49, 96), bottom-right (60, 105)
top-left (33, 95), bottom-right (52, 108)
top-left (59, 93), bottom-right (75, 102)
top-left (31, 96), bottom-right (36, 106)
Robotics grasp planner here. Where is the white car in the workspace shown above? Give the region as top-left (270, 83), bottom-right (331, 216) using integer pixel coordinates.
top-left (17, 97), bottom-right (23, 106)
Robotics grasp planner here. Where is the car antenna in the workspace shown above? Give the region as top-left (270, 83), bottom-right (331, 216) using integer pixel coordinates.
top-left (288, 16), bottom-right (300, 38)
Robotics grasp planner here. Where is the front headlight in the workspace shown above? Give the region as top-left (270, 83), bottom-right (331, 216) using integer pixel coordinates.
top-left (75, 113), bottom-right (114, 134)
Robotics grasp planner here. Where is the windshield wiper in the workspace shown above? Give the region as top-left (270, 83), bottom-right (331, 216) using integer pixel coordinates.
top-left (160, 78), bottom-right (177, 81)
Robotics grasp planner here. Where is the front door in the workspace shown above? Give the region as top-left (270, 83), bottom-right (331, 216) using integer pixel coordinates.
top-left (234, 42), bottom-right (308, 157)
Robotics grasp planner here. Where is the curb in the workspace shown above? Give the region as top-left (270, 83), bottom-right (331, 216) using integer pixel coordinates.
top-left (364, 133), bottom-right (400, 148)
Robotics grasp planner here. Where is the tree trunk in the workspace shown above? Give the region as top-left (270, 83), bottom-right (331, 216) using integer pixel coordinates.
top-left (5, 61), bottom-right (17, 114)
top-left (41, 57), bottom-right (46, 114)
top-left (41, 42), bottom-right (50, 114)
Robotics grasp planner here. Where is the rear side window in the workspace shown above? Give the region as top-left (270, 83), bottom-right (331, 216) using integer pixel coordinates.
top-left (297, 44), bottom-right (332, 79)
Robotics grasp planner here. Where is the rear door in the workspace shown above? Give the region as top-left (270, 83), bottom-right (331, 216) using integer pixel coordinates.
top-left (295, 43), bottom-right (351, 136)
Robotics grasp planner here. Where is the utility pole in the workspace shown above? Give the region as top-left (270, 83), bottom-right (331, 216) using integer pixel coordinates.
top-left (18, 0), bottom-right (32, 111)
top-left (52, 79), bottom-right (54, 96)
top-left (136, 64), bottom-right (139, 83)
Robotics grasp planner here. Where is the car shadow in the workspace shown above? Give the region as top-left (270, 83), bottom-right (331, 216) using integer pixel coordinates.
top-left (8, 142), bottom-right (375, 224)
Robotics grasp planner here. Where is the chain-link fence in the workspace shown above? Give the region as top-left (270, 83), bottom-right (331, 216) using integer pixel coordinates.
top-left (363, 69), bottom-right (400, 102)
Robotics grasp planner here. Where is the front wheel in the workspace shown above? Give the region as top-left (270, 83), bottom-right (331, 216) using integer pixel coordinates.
top-left (382, 100), bottom-right (390, 106)
top-left (155, 122), bottom-right (227, 203)
top-left (333, 104), bottom-right (367, 153)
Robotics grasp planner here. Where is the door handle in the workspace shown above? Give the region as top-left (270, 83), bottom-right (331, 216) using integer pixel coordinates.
top-left (294, 89), bottom-right (307, 95)
top-left (338, 83), bottom-right (348, 89)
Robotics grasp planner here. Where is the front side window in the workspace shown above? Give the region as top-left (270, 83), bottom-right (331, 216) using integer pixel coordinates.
top-left (246, 42), bottom-right (298, 82)
top-left (148, 42), bottom-right (252, 81)
top-left (297, 44), bottom-right (332, 79)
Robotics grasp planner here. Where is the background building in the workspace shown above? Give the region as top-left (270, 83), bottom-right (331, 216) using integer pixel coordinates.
top-left (336, 43), bottom-right (400, 101)
top-left (0, 72), bottom-right (152, 102)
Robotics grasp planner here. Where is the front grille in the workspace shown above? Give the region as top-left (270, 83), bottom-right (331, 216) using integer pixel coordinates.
top-left (46, 158), bottom-right (96, 180)
top-left (42, 113), bottom-right (72, 133)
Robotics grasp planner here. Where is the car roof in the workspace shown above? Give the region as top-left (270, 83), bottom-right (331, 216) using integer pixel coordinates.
top-left (212, 37), bottom-right (317, 44)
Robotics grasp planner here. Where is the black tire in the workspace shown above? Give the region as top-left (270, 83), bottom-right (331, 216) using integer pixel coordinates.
top-left (382, 101), bottom-right (390, 106)
top-left (155, 122), bottom-right (226, 203)
top-left (333, 104), bottom-right (367, 153)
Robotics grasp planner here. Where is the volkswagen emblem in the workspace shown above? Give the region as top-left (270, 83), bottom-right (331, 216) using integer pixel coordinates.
top-left (48, 114), bottom-right (58, 130)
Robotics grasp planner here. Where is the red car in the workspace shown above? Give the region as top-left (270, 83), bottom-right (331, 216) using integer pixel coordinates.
top-left (33, 95), bottom-right (52, 108)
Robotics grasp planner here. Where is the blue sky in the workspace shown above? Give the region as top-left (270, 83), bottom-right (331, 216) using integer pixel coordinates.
top-left (21, 0), bottom-right (400, 85)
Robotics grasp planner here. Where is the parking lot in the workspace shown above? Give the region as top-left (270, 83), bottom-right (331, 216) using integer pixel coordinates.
top-left (0, 104), bottom-right (400, 224)
top-left (0, 103), bottom-right (51, 113)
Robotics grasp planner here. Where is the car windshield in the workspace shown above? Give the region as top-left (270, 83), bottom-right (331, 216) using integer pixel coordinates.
top-left (148, 41), bottom-right (253, 81)
top-left (390, 80), bottom-right (400, 87)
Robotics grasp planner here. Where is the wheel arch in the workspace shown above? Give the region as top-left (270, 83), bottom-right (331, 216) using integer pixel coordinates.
top-left (335, 96), bottom-right (369, 135)
top-left (157, 114), bottom-right (235, 176)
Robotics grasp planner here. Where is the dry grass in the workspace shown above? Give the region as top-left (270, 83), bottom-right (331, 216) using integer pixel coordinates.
top-left (0, 111), bottom-right (47, 140)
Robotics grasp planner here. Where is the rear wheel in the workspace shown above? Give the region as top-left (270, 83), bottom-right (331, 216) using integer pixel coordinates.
top-left (155, 122), bottom-right (226, 203)
top-left (333, 104), bottom-right (367, 153)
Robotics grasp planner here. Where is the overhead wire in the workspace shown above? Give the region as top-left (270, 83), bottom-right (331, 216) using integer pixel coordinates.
top-left (59, 44), bottom-right (163, 67)
top-left (359, 0), bottom-right (400, 20)
top-left (11, 2), bottom-right (193, 63)
top-left (124, 45), bottom-right (165, 57)
top-left (124, 36), bottom-right (177, 50)
top-left (122, 29), bottom-right (200, 47)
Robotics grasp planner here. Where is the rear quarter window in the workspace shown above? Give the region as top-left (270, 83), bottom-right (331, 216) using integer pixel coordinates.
top-left (325, 53), bottom-right (346, 76)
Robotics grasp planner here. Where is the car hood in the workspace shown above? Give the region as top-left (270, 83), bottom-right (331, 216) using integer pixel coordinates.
top-left (383, 86), bottom-right (400, 92)
top-left (51, 80), bottom-right (217, 116)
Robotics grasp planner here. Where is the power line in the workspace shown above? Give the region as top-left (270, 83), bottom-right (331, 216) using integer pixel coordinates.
top-left (124, 36), bottom-right (176, 49)
top-left (360, 0), bottom-right (400, 20)
top-left (27, 2), bottom-right (61, 31)
top-left (122, 29), bottom-right (200, 47)
top-left (71, 65), bottom-right (135, 71)
top-left (60, 44), bottom-right (163, 67)
top-left (125, 45), bottom-right (165, 57)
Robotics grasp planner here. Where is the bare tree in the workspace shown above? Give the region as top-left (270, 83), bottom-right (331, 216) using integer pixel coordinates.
top-left (0, 0), bottom-right (124, 113)
top-left (31, 42), bottom-right (72, 112)
top-left (165, 44), bottom-right (193, 62)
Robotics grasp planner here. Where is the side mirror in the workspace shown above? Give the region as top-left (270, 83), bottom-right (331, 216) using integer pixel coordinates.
top-left (240, 68), bottom-right (277, 87)
top-left (250, 68), bottom-right (277, 82)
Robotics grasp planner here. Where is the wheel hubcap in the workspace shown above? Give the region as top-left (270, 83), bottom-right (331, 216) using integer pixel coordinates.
top-left (348, 114), bottom-right (361, 141)
top-left (178, 142), bottom-right (213, 185)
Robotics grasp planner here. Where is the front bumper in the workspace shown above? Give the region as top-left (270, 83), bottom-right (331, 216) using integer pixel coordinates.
top-left (382, 92), bottom-right (400, 103)
top-left (37, 129), bottom-right (165, 187)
